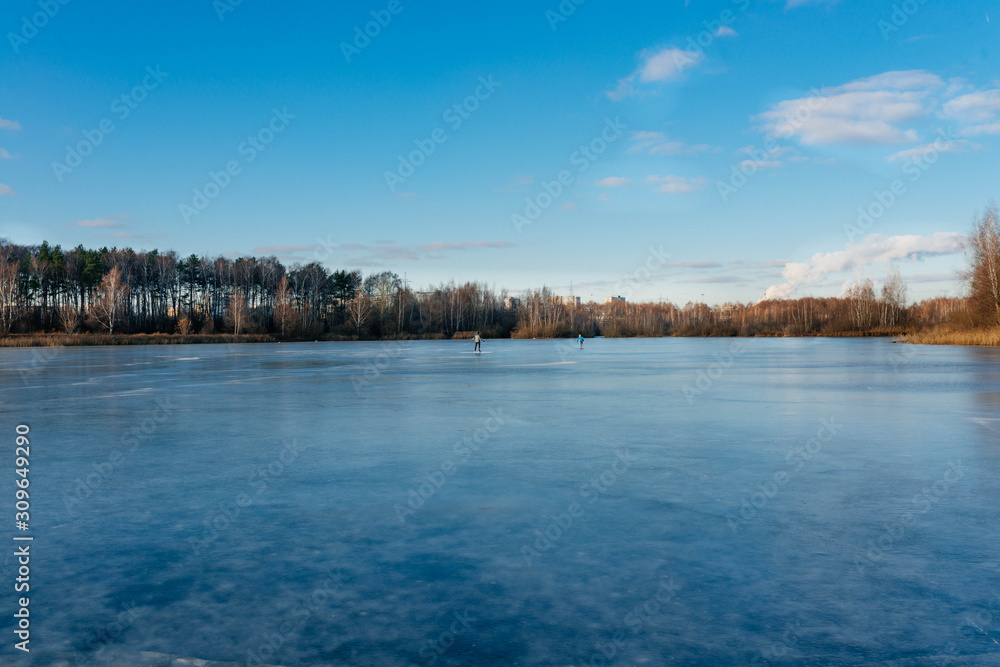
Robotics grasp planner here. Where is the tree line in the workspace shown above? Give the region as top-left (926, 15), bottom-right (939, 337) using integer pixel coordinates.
top-left (0, 204), bottom-right (996, 340)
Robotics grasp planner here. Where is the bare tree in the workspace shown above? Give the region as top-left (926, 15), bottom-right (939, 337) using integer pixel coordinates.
top-left (879, 265), bottom-right (908, 327)
top-left (56, 302), bottom-right (81, 334)
top-left (91, 265), bottom-right (130, 335)
top-left (226, 290), bottom-right (250, 335)
top-left (348, 288), bottom-right (371, 335)
top-left (0, 259), bottom-right (19, 335)
top-left (966, 202), bottom-right (1000, 326)
top-left (274, 274), bottom-right (297, 337)
top-left (845, 278), bottom-right (876, 330)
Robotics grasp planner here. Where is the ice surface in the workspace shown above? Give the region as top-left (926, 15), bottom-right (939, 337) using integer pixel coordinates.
top-left (1, 338), bottom-right (999, 665)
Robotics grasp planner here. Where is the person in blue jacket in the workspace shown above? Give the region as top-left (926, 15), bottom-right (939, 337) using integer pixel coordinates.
top-left (577, 333), bottom-right (585, 348)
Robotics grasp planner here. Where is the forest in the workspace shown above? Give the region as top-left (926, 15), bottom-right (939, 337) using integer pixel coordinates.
top-left (1, 205), bottom-right (997, 345)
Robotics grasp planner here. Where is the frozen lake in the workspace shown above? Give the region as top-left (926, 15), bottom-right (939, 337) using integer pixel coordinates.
top-left (2, 338), bottom-right (1000, 665)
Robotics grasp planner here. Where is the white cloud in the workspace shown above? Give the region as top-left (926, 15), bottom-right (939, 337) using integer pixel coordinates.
top-left (756, 70), bottom-right (943, 145)
top-left (737, 144), bottom-right (796, 159)
top-left (285, 239), bottom-right (516, 266)
top-left (646, 175), bottom-right (706, 194)
top-left (785, 0), bottom-right (841, 7)
top-left (943, 89), bottom-right (1000, 135)
top-left (492, 174), bottom-right (535, 193)
top-left (608, 47), bottom-right (704, 100)
top-left (943, 89), bottom-right (1000, 121)
top-left (737, 159), bottom-right (782, 171)
top-left (714, 25), bottom-right (737, 37)
top-left (594, 177), bottom-right (630, 187)
top-left (68, 218), bottom-right (123, 228)
top-left (0, 184), bottom-right (16, 197)
top-left (887, 139), bottom-right (980, 162)
top-left (629, 131), bottom-right (717, 155)
top-left (762, 232), bottom-right (965, 300)
top-left (0, 148), bottom-right (11, 159)
top-left (0, 117), bottom-right (20, 132)
top-left (639, 48), bottom-right (703, 82)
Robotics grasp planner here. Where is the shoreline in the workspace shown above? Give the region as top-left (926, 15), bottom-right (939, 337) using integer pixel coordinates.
top-left (1, 326), bottom-right (997, 348)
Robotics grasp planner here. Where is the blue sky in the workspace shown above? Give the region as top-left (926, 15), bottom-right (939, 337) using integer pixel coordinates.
top-left (1, 0), bottom-right (997, 304)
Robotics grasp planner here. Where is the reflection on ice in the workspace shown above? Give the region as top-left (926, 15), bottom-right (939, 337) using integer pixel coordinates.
top-left (1, 338), bottom-right (998, 665)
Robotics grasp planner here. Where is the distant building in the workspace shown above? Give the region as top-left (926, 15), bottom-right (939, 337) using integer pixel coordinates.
top-left (549, 296), bottom-right (580, 307)
top-left (504, 296), bottom-right (521, 309)
top-left (605, 296), bottom-right (626, 304)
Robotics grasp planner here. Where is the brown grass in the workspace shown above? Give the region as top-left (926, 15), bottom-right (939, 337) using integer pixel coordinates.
top-left (0, 333), bottom-right (275, 347)
top-left (900, 326), bottom-right (1000, 347)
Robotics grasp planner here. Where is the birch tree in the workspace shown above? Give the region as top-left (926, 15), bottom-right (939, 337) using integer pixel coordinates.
top-left (92, 265), bottom-right (130, 335)
top-left (966, 203), bottom-right (1000, 326)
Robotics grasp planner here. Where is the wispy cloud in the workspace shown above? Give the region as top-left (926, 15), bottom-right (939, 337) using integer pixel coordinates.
top-left (0, 148), bottom-right (12, 159)
top-left (667, 260), bottom-right (723, 269)
top-left (0, 117), bottom-right (20, 132)
top-left (785, 0), bottom-right (841, 7)
top-left (0, 184), bottom-right (17, 197)
top-left (678, 275), bottom-right (743, 284)
top-left (594, 176), bottom-right (630, 187)
top-left (493, 174), bottom-right (535, 192)
top-left (757, 70), bottom-right (1000, 150)
top-left (416, 240), bottom-right (514, 252)
top-left (646, 174), bottom-right (706, 194)
top-left (254, 239), bottom-right (516, 266)
top-left (629, 131), bottom-right (718, 156)
top-left (757, 70), bottom-right (943, 145)
top-left (887, 139), bottom-right (980, 162)
top-left (943, 89), bottom-right (1000, 135)
top-left (67, 218), bottom-right (123, 229)
top-left (608, 47), bottom-right (704, 100)
top-left (762, 232), bottom-right (965, 300)
top-left (64, 215), bottom-right (165, 246)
